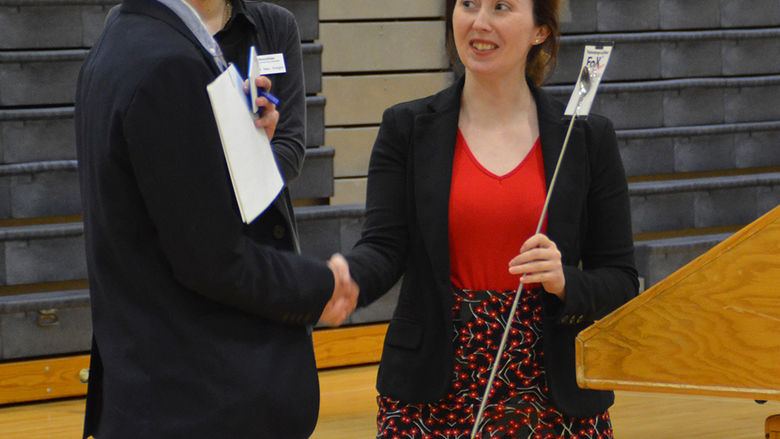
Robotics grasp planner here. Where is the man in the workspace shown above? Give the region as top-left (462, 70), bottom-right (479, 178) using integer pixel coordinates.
top-left (75, 0), bottom-right (357, 437)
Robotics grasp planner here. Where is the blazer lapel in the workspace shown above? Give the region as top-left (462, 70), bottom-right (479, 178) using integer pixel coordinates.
top-left (413, 80), bottom-right (462, 294)
top-left (533, 84), bottom-right (588, 259)
top-left (535, 91), bottom-right (567, 192)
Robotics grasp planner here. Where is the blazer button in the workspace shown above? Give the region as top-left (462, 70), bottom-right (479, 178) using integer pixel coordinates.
top-left (272, 225), bottom-right (286, 239)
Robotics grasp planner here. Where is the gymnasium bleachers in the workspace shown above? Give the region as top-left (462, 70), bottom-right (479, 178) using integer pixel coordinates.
top-left (0, 0), bottom-right (332, 360)
top-left (0, 0), bottom-right (778, 389)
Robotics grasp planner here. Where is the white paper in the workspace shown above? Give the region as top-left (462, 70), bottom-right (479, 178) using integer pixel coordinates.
top-left (206, 63), bottom-right (283, 224)
top-left (564, 43), bottom-right (614, 117)
top-left (249, 46), bottom-right (262, 113)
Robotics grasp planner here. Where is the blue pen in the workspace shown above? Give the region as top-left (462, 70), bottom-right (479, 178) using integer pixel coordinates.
top-left (258, 88), bottom-right (280, 106)
top-left (248, 46), bottom-right (280, 112)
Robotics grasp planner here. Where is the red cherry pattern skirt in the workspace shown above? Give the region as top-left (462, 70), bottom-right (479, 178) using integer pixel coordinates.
top-left (376, 288), bottom-right (614, 439)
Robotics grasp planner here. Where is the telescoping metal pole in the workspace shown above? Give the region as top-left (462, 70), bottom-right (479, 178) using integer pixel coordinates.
top-left (470, 42), bottom-right (613, 438)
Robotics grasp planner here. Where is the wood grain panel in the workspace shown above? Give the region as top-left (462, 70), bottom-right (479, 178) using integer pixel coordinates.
top-left (0, 324), bottom-right (388, 405)
top-left (610, 392), bottom-right (780, 439)
top-left (320, 0), bottom-right (444, 20)
top-left (0, 355), bottom-right (89, 405)
top-left (577, 205), bottom-right (780, 400)
top-left (326, 127), bottom-right (378, 177)
top-left (0, 399), bottom-right (86, 439)
top-left (331, 177), bottom-right (367, 205)
top-left (3, 370), bottom-right (778, 439)
top-left (768, 415), bottom-right (780, 439)
top-left (320, 21), bottom-right (447, 73)
top-left (313, 323), bottom-right (387, 369)
top-left (323, 72), bottom-right (453, 126)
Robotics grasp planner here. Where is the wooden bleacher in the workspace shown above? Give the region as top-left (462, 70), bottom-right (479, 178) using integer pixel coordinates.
top-left (0, 323), bottom-right (389, 406)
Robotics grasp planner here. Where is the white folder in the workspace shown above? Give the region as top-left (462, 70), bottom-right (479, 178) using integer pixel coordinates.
top-left (206, 63), bottom-right (283, 224)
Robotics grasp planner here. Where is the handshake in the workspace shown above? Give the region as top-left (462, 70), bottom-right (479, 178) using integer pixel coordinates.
top-left (319, 253), bottom-right (359, 327)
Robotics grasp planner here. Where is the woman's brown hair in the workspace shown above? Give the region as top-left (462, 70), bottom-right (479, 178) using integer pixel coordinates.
top-left (445, 0), bottom-right (561, 86)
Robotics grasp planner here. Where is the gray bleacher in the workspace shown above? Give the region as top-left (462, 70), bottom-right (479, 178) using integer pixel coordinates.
top-left (549, 0), bottom-right (780, 286)
top-left (0, 0), bottom-right (778, 359)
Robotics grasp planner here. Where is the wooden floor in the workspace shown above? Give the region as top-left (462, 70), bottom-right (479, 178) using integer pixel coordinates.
top-left (1, 364), bottom-right (777, 438)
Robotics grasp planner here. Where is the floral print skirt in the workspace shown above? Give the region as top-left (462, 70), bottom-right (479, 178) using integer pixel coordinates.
top-left (376, 288), bottom-right (614, 439)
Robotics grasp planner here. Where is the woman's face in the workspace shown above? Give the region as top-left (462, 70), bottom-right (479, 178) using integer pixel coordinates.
top-left (452, 0), bottom-right (548, 80)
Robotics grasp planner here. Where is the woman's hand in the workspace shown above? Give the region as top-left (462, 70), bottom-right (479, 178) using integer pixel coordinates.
top-left (508, 233), bottom-right (565, 300)
top-left (243, 75), bottom-right (279, 140)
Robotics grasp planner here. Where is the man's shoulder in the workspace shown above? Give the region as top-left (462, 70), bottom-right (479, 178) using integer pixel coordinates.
top-left (96, 10), bottom-right (210, 76)
top-left (80, 10), bottom-right (215, 114)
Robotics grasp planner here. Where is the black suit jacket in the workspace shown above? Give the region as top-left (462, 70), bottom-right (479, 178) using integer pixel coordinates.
top-left (346, 78), bottom-right (639, 418)
top-left (75, 1), bottom-right (332, 437)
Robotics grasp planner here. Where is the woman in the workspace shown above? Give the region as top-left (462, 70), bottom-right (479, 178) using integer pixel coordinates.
top-left (345, 0), bottom-right (638, 437)
top-left (214, 0), bottom-right (307, 193)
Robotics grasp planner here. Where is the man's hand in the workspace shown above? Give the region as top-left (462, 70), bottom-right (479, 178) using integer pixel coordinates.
top-left (243, 75), bottom-right (279, 139)
top-left (319, 253), bottom-right (359, 327)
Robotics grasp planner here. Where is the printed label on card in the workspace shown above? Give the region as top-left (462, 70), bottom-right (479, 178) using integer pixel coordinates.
top-left (564, 43), bottom-right (614, 118)
top-left (256, 53), bottom-right (286, 75)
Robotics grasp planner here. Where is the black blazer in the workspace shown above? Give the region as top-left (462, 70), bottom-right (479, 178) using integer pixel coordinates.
top-left (346, 78), bottom-right (639, 418)
top-left (75, 1), bottom-right (332, 437)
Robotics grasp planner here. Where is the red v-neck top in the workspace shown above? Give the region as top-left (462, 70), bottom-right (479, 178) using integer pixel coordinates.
top-left (449, 129), bottom-right (547, 291)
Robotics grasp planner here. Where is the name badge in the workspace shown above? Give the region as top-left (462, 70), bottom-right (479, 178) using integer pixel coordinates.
top-left (256, 53), bottom-right (286, 75)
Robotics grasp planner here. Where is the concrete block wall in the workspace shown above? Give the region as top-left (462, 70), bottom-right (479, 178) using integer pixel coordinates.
top-left (318, 1), bottom-right (449, 205)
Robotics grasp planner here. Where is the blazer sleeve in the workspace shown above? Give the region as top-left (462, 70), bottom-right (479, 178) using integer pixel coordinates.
top-left (345, 106), bottom-right (410, 307)
top-left (122, 54), bottom-right (332, 326)
top-left (265, 8), bottom-right (306, 184)
top-left (549, 116), bottom-right (639, 324)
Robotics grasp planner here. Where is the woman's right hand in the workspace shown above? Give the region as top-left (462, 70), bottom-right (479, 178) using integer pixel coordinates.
top-left (508, 233), bottom-right (566, 300)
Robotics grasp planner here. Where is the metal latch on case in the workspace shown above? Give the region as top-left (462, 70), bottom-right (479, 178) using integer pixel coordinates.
top-left (37, 308), bottom-right (60, 327)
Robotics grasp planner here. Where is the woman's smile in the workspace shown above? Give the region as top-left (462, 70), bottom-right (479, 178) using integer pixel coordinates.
top-left (470, 39), bottom-right (499, 52)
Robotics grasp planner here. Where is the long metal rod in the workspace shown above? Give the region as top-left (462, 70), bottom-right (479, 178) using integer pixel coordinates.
top-left (469, 69), bottom-right (589, 439)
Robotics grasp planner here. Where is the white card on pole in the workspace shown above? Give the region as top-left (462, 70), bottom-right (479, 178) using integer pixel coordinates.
top-left (564, 43), bottom-right (614, 117)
